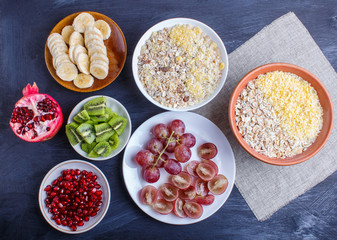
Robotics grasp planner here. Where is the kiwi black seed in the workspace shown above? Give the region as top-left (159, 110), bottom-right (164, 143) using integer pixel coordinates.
top-left (84, 97), bottom-right (107, 116)
top-left (66, 122), bottom-right (83, 145)
top-left (76, 122), bottom-right (95, 144)
top-left (108, 115), bottom-right (127, 135)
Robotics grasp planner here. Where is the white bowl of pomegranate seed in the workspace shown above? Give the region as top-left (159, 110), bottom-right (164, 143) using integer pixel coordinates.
top-left (39, 160), bottom-right (111, 234)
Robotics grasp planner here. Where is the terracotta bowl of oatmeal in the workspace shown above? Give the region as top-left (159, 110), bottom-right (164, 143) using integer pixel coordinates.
top-left (229, 63), bottom-right (334, 166)
top-left (132, 18), bottom-right (228, 111)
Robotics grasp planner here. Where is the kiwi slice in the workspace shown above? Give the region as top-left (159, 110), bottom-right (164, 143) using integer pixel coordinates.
top-left (95, 123), bottom-right (115, 142)
top-left (108, 133), bottom-right (120, 151)
top-left (66, 122), bottom-right (83, 145)
top-left (76, 122), bottom-right (95, 144)
top-left (73, 109), bottom-right (90, 123)
top-left (105, 107), bottom-right (117, 120)
top-left (88, 149), bottom-right (100, 158)
top-left (91, 114), bottom-right (109, 124)
top-left (108, 115), bottom-right (127, 136)
top-left (84, 97), bottom-right (107, 116)
top-left (90, 141), bottom-right (112, 157)
top-left (81, 142), bottom-right (97, 154)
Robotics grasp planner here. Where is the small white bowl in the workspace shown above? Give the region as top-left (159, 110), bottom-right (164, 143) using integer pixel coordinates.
top-left (67, 95), bottom-right (132, 161)
top-left (38, 160), bottom-right (111, 234)
top-left (132, 18), bottom-right (229, 111)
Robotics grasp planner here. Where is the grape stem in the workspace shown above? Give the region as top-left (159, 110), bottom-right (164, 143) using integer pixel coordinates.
top-left (152, 131), bottom-right (175, 168)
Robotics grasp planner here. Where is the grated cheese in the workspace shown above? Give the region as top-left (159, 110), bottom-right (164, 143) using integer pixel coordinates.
top-left (255, 71), bottom-right (323, 144)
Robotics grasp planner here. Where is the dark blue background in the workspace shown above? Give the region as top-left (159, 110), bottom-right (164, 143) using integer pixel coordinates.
top-left (1, 0), bottom-right (337, 239)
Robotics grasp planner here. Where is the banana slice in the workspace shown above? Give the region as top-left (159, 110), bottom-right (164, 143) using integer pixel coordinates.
top-left (90, 59), bottom-right (108, 69)
top-left (53, 53), bottom-right (70, 69)
top-left (85, 26), bottom-right (103, 39)
top-left (73, 45), bottom-right (88, 63)
top-left (49, 38), bottom-right (66, 52)
top-left (73, 13), bottom-right (95, 33)
top-left (84, 34), bottom-right (103, 46)
top-left (61, 25), bottom-right (75, 44)
top-left (94, 20), bottom-right (111, 40)
top-left (87, 44), bottom-right (107, 57)
top-left (75, 52), bottom-right (90, 75)
top-left (86, 39), bottom-right (105, 50)
top-left (90, 52), bottom-right (109, 65)
top-left (51, 45), bottom-right (68, 57)
top-left (68, 45), bottom-right (76, 63)
top-left (90, 63), bottom-right (108, 79)
top-left (56, 62), bottom-right (78, 81)
top-left (73, 73), bottom-right (94, 88)
top-left (47, 33), bottom-right (63, 49)
top-left (69, 31), bottom-right (84, 46)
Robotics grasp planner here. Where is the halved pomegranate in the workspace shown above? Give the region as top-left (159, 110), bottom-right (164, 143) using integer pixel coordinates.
top-left (9, 82), bottom-right (63, 142)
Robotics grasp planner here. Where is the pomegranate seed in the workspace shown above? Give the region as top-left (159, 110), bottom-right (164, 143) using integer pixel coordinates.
top-left (46, 127), bottom-right (50, 131)
top-left (70, 225), bottom-right (77, 231)
top-left (55, 218), bottom-right (61, 225)
top-left (45, 169), bottom-right (102, 231)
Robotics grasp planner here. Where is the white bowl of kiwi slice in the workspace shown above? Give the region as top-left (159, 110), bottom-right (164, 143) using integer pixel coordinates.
top-left (66, 96), bottom-right (131, 160)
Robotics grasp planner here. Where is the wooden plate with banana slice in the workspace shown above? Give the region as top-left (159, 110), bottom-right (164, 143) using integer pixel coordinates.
top-left (45, 11), bottom-right (127, 92)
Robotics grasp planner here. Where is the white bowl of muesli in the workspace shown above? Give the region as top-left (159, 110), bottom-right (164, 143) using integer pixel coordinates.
top-left (132, 18), bottom-right (228, 111)
top-left (229, 63), bottom-right (334, 166)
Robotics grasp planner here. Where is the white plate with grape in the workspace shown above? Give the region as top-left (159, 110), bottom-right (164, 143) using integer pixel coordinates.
top-left (122, 111), bottom-right (235, 224)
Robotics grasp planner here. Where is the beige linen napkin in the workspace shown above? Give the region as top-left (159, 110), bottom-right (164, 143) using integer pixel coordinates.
top-left (194, 12), bottom-right (337, 221)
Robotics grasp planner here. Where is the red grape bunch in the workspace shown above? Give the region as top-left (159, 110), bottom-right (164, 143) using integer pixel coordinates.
top-left (135, 119), bottom-right (196, 183)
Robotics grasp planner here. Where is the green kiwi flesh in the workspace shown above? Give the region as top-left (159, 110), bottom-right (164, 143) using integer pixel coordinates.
top-left (108, 133), bottom-right (120, 150)
top-left (89, 141), bottom-right (111, 157)
top-left (84, 97), bottom-right (107, 116)
top-left (81, 142), bottom-right (97, 154)
top-left (76, 123), bottom-right (95, 144)
top-left (73, 110), bottom-right (90, 123)
top-left (108, 115), bottom-right (127, 135)
top-left (65, 122), bottom-right (83, 146)
top-left (94, 123), bottom-right (115, 142)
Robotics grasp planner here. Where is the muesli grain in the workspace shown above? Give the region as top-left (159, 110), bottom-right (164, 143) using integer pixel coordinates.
top-left (138, 24), bottom-right (225, 109)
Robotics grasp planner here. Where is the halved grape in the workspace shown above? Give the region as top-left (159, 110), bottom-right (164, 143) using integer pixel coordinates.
top-left (173, 198), bottom-right (187, 218)
top-left (183, 201), bottom-right (203, 219)
top-left (152, 199), bottom-right (174, 215)
top-left (208, 174), bottom-right (228, 195)
top-left (198, 143), bottom-right (218, 159)
top-left (196, 163), bottom-right (216, 181)
top-left (179, 185), bottom-right (196, 200)
top-left (195, 194), bottom-right (215, 205)
top-left (171, 171), bottom-right (192, 190)
top-left (139, 185), bottom-right (158, 205)
top-left (184, 160), bottom-right (200, 177)
top-left (159, 183), bottom-right (179, 202)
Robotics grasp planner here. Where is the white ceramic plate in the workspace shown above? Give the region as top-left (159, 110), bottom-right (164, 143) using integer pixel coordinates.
top-left (67, 95), bottom-right (132, 161)
top-left (132, 18), bottom-right (229, 111)
top-left (38, 160), bottom-right (111, 234)
top-left (122, 112), bottom-right (235, 225)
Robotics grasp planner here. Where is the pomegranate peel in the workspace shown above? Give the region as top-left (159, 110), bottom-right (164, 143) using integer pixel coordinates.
top-left (9, 82), bottom-right (63, 142)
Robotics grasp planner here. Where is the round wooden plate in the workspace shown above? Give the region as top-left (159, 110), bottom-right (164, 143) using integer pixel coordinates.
top-left (45, 11), bottom-right (127, 92)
